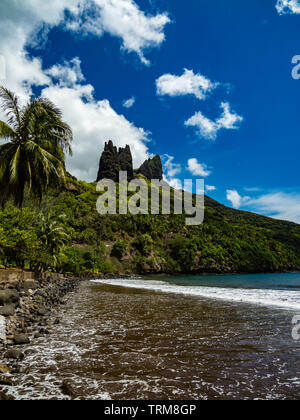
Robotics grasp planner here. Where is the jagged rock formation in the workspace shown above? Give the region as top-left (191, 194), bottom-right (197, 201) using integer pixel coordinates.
top-left (96, 141), bottom-right (164, 182)
top-left (137, 155), bottom-right (163, 181)
top-left (96, 140), bottom-right (134, 182)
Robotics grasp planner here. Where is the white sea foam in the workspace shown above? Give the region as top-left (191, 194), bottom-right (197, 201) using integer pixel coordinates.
top-left (92, 278), bottom-right (300, 311)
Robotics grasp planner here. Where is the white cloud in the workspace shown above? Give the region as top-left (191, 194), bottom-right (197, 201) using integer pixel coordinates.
top-left (0, 1), bottom-right (154, 181)
top-left (226, 190), bottom-right (250, 209)
top-left (122, 96), bottom-right (136, 109)
top-left (162, 154), bottom-right (182, 189)
top-left (0, 0), bottom-right (170, 107)
top-left (46, 57), bottom-right (85, 87)
top-left (244, 187), bottom-right (261, 192)
top-left (185, 112), bottom-right (219, 140)
top-left (156, 69), bottom-right (218, 100)
top-left (185, 102), bottom-right (243, 140)
top-left (42, 61), bottom-right (150, 181)
top-left (163, 176), bottom-right (182, 190)
top-left (67, 0), bottom-right (171, 65)
top-left (163, 154), bottom-right (182, 178)
top-left (226, 189), bottom-right (300, 224)
top-left (276, 0), bottom-right (300, 14)
top-left (0, 0), bottom-right (76, 106)
top-left (227, 190), bottom-right (242, 209)
top-left (187, 158), bottom-right (211, 177)
top-left (217, 102), bottom-right (243, 130)
top-left (247, 192), bottom-right (300, 224)
top-left (205, 185), bottom-right (216, 192)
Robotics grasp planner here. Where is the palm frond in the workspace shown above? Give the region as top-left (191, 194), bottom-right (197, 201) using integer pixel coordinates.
top-left (0, 121), bottom-right (16, 140)
top-left (0, 89), bottom-right (72, 208)
top-left (0, 87), bottom-right (21, 130)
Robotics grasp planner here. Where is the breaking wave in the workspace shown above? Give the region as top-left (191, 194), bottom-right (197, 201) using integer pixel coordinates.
top-left (92, 278), bottom-right (300, 311)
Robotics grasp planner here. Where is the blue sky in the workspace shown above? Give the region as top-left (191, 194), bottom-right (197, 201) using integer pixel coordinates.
top-left (1, 0), bottom-right (300, 222)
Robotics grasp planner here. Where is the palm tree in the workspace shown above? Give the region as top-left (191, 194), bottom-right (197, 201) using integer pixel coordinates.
top-left (36, 212), bottom-right (70, 272)
top-left (0, 87), bottom-right (72, 208)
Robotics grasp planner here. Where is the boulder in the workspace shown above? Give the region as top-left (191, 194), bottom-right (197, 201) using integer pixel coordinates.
top-left (60, 380), bottom-right (76, 397)
top-left (37, 307), bottom-right (49, 316)
top-left (0, 376), bottom-right (13, 386)
top-left (38, 328), bottom-right (50, 335)
top-left (22, 281), bottom-right (39, 291)
top-left (0, 305), bottom-right (15, 317)
top-left (0, 364), bottom-right (10, 374)
top-left (4, 281), bottom-right (19, 291)
top-left (0, 289), bottom-right (19, 306)
top-left (0, 391), bottom-right (15, 400)
top-left (4, 349), bottom-right (24, 360)
top-left (13, 334), bottom-right (30, 345)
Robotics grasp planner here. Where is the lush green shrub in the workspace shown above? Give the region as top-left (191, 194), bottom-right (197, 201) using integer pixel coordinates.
top-left (169, 235), bottom-right (198, 270)
top-left (111, 240), bottom-right (127, 259)
top-left (98, 261), bottom-right (114, 274)
top-left (132, 234), bottom-right (153, 254)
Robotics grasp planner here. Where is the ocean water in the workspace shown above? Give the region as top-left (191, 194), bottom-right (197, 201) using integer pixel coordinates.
top-left (93, 273), bottom-right (300, 311)
top-left (1, 273), bottom-right (300, 400)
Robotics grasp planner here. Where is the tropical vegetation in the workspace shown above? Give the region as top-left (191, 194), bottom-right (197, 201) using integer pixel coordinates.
top-left (0, 173), bottom-right (300, 274)
top-left (0, 88), bottom-right (300, 275)
top-left (0, 87), bottom-right (72, 208)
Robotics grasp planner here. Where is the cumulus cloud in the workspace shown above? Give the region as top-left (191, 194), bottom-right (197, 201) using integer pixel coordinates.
top-left (46, 57), bottom-right (85, 87)
top-left (164, 177), bottom-right (183, 190)
top-left (162, 155), bottom-right (182, 189)
top-left (163, 154), bottom-right (182, 177)
top-left (42, 61), bottom-right (150, 181)
top-left (0, 0), bottom-right (170, 104)
top-left (205, 185), bottom-right (216, 192)
top-left (247, 192), bottom-right (300, 224)
top-left (226, 189), bottom-right (300, 224)
top-left (0, 0), bottom-right (74, 106)
top-left (0, 1), bottom-right (154, 181)
top-left (225, 187), bottom-right (300, 224)
top-left (67, 0), bottom-right (171, 65)
top-left (226, 190), bottom-right (250, 209)
top-left (276, 0), bottom-right (300, 14)
top-left (122, 96), bottom-right (136, 109)
top-left (185, 113), bottom-right (219, 140)
top-left (217, 102), bottom-right (243, 130)
top-left (187, 158), bottom-right (211, 177)
top-left (185, 102), bottom-right (243, 140)
top-left (156, 69), bottom-right (218, 100)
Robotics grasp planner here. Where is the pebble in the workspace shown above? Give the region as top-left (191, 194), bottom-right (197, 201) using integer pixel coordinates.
top-left (0, 363), bottom-right (10, 374)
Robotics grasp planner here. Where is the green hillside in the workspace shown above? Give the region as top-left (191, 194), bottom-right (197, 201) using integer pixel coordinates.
top-left (1, 173), bottom-right (300, 275)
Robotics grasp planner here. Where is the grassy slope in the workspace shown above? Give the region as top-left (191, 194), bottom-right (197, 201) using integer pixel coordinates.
top-left (28, 174), bottom-right (300, 275)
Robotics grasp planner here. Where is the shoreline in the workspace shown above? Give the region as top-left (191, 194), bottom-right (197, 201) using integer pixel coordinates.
top-left (0, 270), bottom-right (137, 347)
top-left (0, 273), bottom-right (81, 399)
top-left (0, 271), bottom-right (299, 400)
top-left (0, 270), bottom-right (136, 400)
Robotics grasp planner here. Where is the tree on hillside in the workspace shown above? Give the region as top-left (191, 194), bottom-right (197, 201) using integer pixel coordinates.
top-left (36, 212), bottom-right (70, 272)
top-left (0, 87), bottom-right (72, 208)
